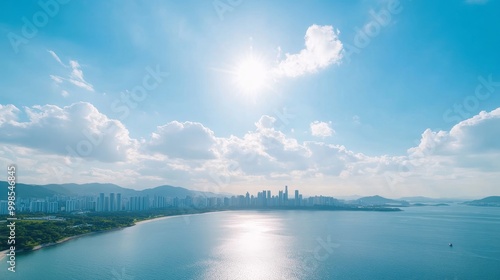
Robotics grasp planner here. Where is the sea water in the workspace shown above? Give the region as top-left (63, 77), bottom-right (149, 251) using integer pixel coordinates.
top-left (1, 204), bottom-right (500, 279)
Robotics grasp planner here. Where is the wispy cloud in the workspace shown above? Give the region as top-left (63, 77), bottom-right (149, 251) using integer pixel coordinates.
top-left (48, 50), bottom-right (67, 67)
top-left (48, 50), bottom-right (95, 92)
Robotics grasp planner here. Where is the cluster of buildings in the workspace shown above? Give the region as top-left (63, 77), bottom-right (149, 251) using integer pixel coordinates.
top-left (0, 186), bottom-right (342, 215)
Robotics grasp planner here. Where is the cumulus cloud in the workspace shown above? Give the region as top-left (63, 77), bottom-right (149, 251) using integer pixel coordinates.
top-left (274, 25), bottom-right (343, 77)
top-left (0, 104), bottom-right (20, 124)
top-left (148, 121), bottom-right (218, 159)
top-left (1, 102), bottom-right (499, 197)
top-left (310, 121), bottom-right (334, 137)
top-left (49, 50), bottom-right (94, 92)
top-left (0, 102), bottom-right (136, 162)
top-left (409, 108), bottom-right (500, 157)
top-left (406, 108), bottom-right (500, 174)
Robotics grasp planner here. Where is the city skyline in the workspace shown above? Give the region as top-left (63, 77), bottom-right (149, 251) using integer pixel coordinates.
top-left (0, 185), bottom-right (344, 214)
top-left (0, 0), bottom-right (499, 198)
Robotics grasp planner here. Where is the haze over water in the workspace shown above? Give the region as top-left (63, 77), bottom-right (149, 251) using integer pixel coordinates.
top-left (2, 205), bottom-right (500, 280)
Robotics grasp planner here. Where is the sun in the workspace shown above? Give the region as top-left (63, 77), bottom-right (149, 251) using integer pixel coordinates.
top-left (234, 55), bottom-right (269, 93)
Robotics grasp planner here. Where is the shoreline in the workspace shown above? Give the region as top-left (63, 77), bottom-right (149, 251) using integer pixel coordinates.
top-left (1, 211), bottom-right (221, 258)
top-left (0, 207), bottom-right (398, 258)
top-left (2, 227), bottom-right (128, 258)
top-left (133, 210), bottom-right (225, 225)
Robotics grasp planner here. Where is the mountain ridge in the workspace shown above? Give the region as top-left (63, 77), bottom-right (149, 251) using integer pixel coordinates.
top-left (0, 181), bottom-right (222, 200)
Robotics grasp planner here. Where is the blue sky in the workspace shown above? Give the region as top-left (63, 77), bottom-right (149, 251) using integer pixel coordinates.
top-left (1, 0), bottom-right (499, 198)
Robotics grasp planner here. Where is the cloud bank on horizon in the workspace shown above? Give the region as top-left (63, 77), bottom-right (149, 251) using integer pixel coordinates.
top-left (1, 102), bottom-right (499, 198)
top-left (1, 0), bottom-right (499, 198)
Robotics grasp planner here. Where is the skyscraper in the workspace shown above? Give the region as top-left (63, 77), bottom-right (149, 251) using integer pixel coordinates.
top-left (110, 193), bottom-right (115, 212)
top-left (98, 193), bottom-right (105, 212)
top-left (104, 197), bottom-right (110, 212)
top-left (117, 193), bottom-right (122, 211)
top-left (295, 190), bottom-right (299, 206)
top-left (284, 185), bottom-right (288, 204)
top-left (245, 192), bottom-right (250, 206)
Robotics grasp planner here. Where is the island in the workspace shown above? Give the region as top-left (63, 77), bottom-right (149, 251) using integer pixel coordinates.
top-left (463, 196), bottom-right (500, 207)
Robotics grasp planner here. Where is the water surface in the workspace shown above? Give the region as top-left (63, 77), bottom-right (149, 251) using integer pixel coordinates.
top-left (2, 205), bottom-right (500, 279)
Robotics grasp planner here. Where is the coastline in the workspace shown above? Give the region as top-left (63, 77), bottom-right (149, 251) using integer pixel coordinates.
top-left (4, 227), bottom-right (128, 257)
top-left (1, 207), bottom-right (396, 258)
top-left (133, 211), bottom-right (224, 225)
top-left (1, 211), bottom-right (220, 258)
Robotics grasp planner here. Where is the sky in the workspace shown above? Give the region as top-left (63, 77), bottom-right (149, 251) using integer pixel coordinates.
top-left (0, 0), bottom-right (499, 198)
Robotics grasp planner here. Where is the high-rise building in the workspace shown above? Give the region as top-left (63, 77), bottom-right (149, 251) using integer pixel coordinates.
top-left (110, 193), bottom-right (115, 211)
top-left (66, 200), bottom-right (76, 212)
top-left (117, 193), bottom-right (122, 211)
top-left (98, 193), bottom-right (105, 212)
top-left (284, 186), bottom-right (289, 204)
top-left (295, 190), bottom-right (299, 206)
top-left (104, 197), bottom-right (110, 212)
top-left (48, 202), bottom-right (58, 213)
top-left (245, 192), bottom-right (250, 206)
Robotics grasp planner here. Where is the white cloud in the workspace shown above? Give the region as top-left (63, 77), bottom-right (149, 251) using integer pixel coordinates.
top-left (409, 108), bottom-right (500, 157)
top-left (0, 104), bottom-right (20, 124)
top-left (50, 75), bottom-right (63, 84)
top-left (310, 121), bottom-right (334, 137)
top-left (48, 50), bottom-right (66, 67)
top-left (148, 121), bottom-right (218, 159)
top-left (406, 108), bottom-right (500, 175)
top-left (274, 25), bottom-right (343, 77)
top-left (1, 103), bottom-right (499, 197)
top-left (0, 102), bottom-right (136, 162)
top-left (49, 51), bottom-right (94, 92)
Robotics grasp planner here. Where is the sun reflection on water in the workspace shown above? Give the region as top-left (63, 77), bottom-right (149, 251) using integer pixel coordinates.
top-left (202, 213), bottom-right (303, 280)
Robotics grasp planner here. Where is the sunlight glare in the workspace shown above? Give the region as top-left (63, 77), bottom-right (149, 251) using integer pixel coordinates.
top-left (234, 56), bottom-right (269, 93)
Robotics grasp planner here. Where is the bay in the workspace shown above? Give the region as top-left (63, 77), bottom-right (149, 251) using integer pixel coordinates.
top-left (2, 205), bottom-right (500, 279)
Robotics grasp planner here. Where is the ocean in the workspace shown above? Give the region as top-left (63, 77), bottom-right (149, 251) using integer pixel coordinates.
top-left (1, 204), bottom-right (500, 279)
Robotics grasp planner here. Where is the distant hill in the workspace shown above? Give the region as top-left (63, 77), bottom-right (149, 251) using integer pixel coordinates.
top-left (0, 181), bottom-right (223, 199)
top-left (141, 185), bottom-right (195, 198)
top-left (354, 195), bottom-right (409, 207)
top-left (41, 183), bottom-right (138, 196)
top-left (0, 181), bottom-right (59, 199)
top-left (464, 196), bottom-right (500, 207)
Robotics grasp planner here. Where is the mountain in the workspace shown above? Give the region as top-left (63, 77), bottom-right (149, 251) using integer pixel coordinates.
top-left (334, 195), bottom-right (363, 201)
top-left (464, 196), bottom-right (500, 207)
top-left (0, 181), bottom-right (221, 199)
top-left (41, 183), bottom-right (138, 196)
top-left (353, 195), bottom-right (409, 207)
top-left (141, 185), bottom-right (196, 198)
top-left (0, 181), bottom-right (59, 199)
